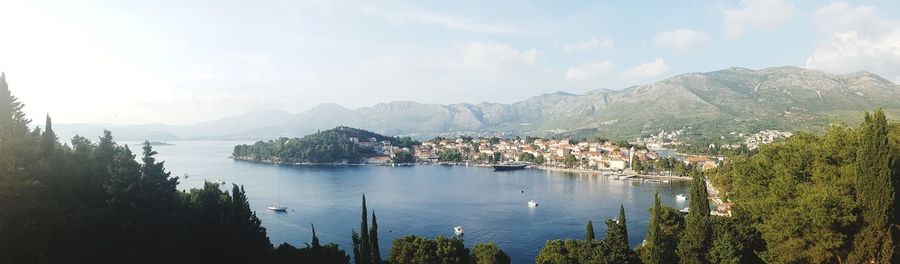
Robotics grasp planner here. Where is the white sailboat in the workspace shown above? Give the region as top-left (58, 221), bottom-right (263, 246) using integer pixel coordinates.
top-left (267, 176), bottom-right (288, 212)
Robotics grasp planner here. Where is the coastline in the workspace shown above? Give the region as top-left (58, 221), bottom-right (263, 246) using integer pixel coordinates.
top-left (233, 156), bottom-right (691, 181)
top-left (231, 156), bottom-right (370, 166)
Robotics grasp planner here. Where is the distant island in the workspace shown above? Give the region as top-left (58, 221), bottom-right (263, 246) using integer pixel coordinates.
top-left (140, 141), bottom-right (175, 146)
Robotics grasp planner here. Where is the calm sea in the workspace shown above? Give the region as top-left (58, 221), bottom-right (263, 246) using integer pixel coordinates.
top-left (135, 141), bottom-right (690, 263)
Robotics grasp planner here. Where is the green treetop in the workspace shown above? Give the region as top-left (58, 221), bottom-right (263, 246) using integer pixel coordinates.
top-left (847, 109), bottom-right (895, 264)
top-left (677, 171), bottom-right (711, 264)
top-left (586, 220), bottom-right (595, 241)
top-left (643, 193), bottom-right (664, 264)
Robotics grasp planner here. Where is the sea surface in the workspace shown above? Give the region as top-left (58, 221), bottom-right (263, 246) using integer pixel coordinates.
top-left (135, 141), bottom-right (690, 263)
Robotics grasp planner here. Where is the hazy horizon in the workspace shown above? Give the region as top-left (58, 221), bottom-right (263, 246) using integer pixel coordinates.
top-left (2, 0), bottom-right (899, 125)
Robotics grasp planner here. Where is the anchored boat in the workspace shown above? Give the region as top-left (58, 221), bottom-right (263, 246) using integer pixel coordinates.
top-left (493, 164), bottom-right (527, 171)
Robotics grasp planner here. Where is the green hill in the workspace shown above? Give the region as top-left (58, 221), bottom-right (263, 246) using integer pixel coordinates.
top-left (232, 126), bottom-right (417, 163)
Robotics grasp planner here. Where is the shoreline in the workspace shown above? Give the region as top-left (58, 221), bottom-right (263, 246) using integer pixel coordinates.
top-left (233, 156), bottom-right (691, 181)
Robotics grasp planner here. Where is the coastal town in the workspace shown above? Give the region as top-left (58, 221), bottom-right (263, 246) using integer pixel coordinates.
top-left (352, 134), bottom-right (736, 216)
top-left (234, 125), bottom-right (797, 219)
top-left (354, 129), bottom-right (797, 174)
top-left (355, 134), bottom-right (725, 176)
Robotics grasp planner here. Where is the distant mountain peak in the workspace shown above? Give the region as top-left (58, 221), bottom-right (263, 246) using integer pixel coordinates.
top-left (307, 103), bottom-right (350, 112)
top-left (55, 66), bottom-right (900, 141)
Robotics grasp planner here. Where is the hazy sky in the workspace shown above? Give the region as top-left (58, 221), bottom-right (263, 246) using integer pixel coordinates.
top-left (1, 0), bottom-right (899, 125)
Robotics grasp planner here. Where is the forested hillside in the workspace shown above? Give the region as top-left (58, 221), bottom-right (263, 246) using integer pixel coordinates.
top-left (232, 126), bottom-right (417, 163)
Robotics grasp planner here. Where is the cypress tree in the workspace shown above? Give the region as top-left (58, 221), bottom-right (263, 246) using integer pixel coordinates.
top-left (358, 194), bottom-right (370, 264)
top-left (370, 211), bottom-right (381, 263)
top-left (311, 224), bottom-right (320, 248)
top-left (643, 193), bottom-right (663, 264)
top-left (603, 218), bottom-right (633, 264)
top-left (848, 109), bottom-right (895, 263)
top-left (351, 229), bottom-right (361, 264)
top-left (677, 171), bottom-right (711, 264)
top-left (619, 204), bottom-right (629, 245)
top-left (586, 220), bottom-right (595, 241)
top-left (40, 114), bottom-right (56, 156)
top-left (603, 205), bottom-right (635, 264)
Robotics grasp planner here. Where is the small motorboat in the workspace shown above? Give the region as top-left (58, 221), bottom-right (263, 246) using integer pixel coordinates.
top-left (214, 179), bottom-right (226, 185)
top-left (528, 200), bottom-right (539, 208)
top-left (676, 194), bottom-right (687, 201)
top-left (267, 206), bottom-right (288, 212)
top-left (454, 226), bottom-right (464, 236)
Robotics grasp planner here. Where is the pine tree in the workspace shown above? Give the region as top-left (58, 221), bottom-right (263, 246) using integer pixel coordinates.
top-left (370, 211), bottom-right (382, 263)
top-left (643, 193), bottom-right (663, 264)
top-left (0, 72), bottom-right (30, 141)
top-left (707, 232), bottom-right (741, 264)
top-left (358, 194), bottom-right (370, 264)
top-left (586, 220), bottom-right (595, 241)
top-left (677, 172), bottom-right (711, 264)
top-left (0, 72), bottom-right (34, 169)
top-left (848, 109), bottom-right (895, 263)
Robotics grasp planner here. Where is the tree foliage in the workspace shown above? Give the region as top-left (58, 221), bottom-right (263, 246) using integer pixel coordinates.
top-left (388, 236), bottom-right (471, 264)
top-left (641, 193), bottom-right (664, 264)
top-left (727, 110), bottom-right (897, 263)
top-left (274, 224), bottom-right (351, 264)
top-left (848, 110), bottom-right (895, 264)
top-left (0, 75), bottom-right (351, 264)
top-left (676, 172), bottom-right (711, 264)
top-left (586, 220), bottom-right (595, 241)
top-left (233, 126), bottom-right (419, 163)
top-left (472, 242), bottom-right (511, 264)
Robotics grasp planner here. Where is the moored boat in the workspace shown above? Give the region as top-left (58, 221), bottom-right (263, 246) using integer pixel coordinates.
top-left (267, 206), bottom-right (288, 212)
top-left (454, 226), bottom-right (464, 236)
top-left (493, 164), bottom-right (527, 171)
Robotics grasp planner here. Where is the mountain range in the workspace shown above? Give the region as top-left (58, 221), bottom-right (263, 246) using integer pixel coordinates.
top-left (55, 66), bottom-right (900, 141)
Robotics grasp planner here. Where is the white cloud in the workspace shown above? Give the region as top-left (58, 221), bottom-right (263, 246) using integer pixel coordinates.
top-left (653, 29), bottom-right (709, 51)
top-left (723, 0), bottom-right (797, 38)
top-left (621, 59), bottom-right (671, 82)
top-left (805, 31), bottom-right (900, 83)
top-left (563, 37), bottom-right (615, 52)
top-left (805, 2), bottom-right (900, 83)
top-left (812, 2), bottom-right (900, 38)
top-left (564, 60), bottom-right (614, 82)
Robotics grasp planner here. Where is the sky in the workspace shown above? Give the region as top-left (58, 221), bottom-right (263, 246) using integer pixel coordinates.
top-left (1, 0), bottom-right (899, 125)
